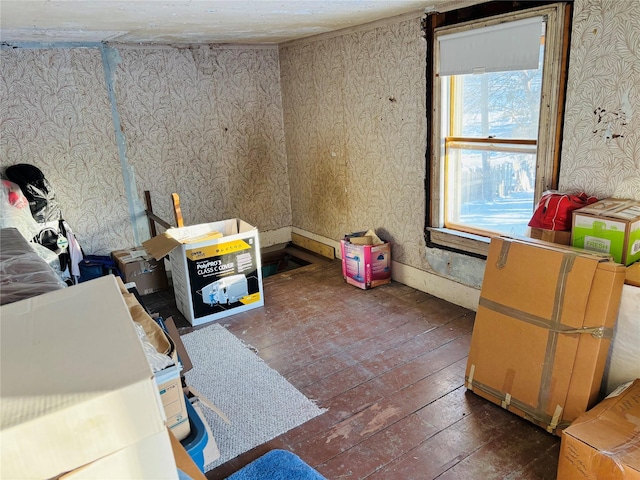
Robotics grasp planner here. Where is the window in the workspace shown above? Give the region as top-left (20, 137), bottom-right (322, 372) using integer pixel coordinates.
top-left (426, 2), bottom-right (572, 256)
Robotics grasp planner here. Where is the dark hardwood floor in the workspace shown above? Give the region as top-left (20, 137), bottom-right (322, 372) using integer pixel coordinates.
top-left (143, 247), bottom-right (561, 480)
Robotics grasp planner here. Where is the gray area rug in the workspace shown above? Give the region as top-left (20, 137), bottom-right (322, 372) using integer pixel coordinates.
top-left (181, 323), bottom-right (326, 471)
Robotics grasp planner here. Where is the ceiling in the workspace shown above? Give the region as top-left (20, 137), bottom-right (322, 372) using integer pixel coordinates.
top-left (0, 0), bottom-right (480, 45)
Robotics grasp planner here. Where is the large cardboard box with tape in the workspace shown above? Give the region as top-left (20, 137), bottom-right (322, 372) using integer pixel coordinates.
top-left (465, 237), bottom-right (626, 435)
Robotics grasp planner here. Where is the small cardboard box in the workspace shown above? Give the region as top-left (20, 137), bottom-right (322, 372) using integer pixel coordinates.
top-left (143, 219), bottom-right (264, 326)
top-left (112, 247), bottom-right (168, 295)
top-left (572, 198), bottom-right (640, 266)
top-left (529, 227), bottom-right (572, 245)
top-left (465, 237), bottom-right (626, 435)
top-left (155, 361), bottom-right (190, 441)
top-left (340, 238), bottom-right (391, 290)
top-left (557, 379), bottom-right (640, 480)
top-left (0, 276), bottom-right (168, 480)
top-left (116, 279), bottom-right (190, 441)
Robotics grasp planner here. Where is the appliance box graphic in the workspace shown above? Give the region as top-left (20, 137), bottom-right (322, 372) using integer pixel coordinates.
top-left (200, 274), bottom-right (249, 306)
top-left (186, 238), bottom-right (261, 320)
top-left (340, 239), bottom-right (391, 290)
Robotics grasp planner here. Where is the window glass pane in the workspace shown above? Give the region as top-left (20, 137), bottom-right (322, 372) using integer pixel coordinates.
top-left (446, 144), bottom-right (536, 236)
top-left (458, 45), bottom-right (544, 139)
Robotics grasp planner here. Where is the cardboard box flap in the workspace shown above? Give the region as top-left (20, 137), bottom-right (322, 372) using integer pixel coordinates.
top-left (576, 198), bottom-right (639, 218)
top-left (112, 248), bottom-right (151, 264)
top-left (142, 219), bottom-right (255, 261)
top-left (143, 232), bottom-right (183, 261)
top-left (116, 277), bottom-right (171, 356)
top-left (163, 316), bottom-right (193, 373)
top-left (0, 276), bottom-right (153, 404)
top-left (627, 262), bottom-right (640, 286)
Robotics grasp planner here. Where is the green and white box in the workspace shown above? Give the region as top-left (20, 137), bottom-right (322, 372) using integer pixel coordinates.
top-left (572, 198), bottom-right (640, 266)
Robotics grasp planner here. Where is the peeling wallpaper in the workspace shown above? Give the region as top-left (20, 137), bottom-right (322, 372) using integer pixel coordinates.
top-left (280, 18), bottom-right (429, 268)
top-left (281, 0), bottom-right (640, 273)
top-left (559, 0), bottom-right (640, 200)
top-left (0, 48), bottom-right (136, 254)
top-left (1, 0), bottom-right (638, 279)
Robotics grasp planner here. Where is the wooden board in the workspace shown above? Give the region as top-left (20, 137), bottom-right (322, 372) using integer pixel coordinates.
top-left (291, 233), bottom-right (335, 259)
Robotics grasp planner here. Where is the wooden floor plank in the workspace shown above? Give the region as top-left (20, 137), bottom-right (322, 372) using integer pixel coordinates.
top-left (141, 252), bottom-right (561, 480)
top-left (316, 386), bottom-right (487, 479)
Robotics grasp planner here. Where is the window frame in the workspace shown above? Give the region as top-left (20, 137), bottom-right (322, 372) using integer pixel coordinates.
top-left (424, 1), bottom-right (572, 257)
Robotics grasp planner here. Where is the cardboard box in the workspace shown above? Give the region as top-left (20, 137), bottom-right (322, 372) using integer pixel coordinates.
top-left (143, 219), bottom-right (264, 326)
top-left (557, 379), bottom-right (640, 479)
top-left (465, 237), bottom-right (626, 435)
top-left (529, 227), bottom-right (572, 245)
top-left (113, 247), bottom-right (168, 295)
top-left (0, 276), bottom-right (168, 480)
top-left (60, 429), bottom-right (178, 480)
top-left (626, 262), bottom-right (640, 287)
top-left (340, 239), bottom-right (391, 290)
top-left (116, 279), bottom-right (190, 441)
top-left (168, 428), bottom-right (207, 480)
top-left (572, 198), bottom-right (640, 266)
top-left (155, 361), bottom-right (190, 441)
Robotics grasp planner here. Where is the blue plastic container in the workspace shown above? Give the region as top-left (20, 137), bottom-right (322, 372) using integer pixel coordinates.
top-left (180, 397), bottom-right (209, 472)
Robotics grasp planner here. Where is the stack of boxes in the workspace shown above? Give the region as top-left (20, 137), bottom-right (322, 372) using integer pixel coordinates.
top-left (112, 247), bottom-right (169, 295)
top-left (0, 276), bottom-right (178, 479)
top-left (482, 196), bottom-right (640, 478)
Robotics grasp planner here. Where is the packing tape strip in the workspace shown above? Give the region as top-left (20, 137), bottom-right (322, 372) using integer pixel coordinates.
top-left (496, 240), bottom-right (510, 269)
top-left (466, 364), bottom-right (475, 391)
top-left (469, 379), bottom-right (572, 432)
top-left (537, 254), bottom-right (572, 425)
top-left (547, 404), bottom-right (563, 433)
top-left (478, 298), bottom-right (613, 338)
top-left (501, 392), bottom-right (512, 409)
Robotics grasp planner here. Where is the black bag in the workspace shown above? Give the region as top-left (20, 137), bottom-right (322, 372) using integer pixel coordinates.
top-left (5, 164), bottom-right (61, 223)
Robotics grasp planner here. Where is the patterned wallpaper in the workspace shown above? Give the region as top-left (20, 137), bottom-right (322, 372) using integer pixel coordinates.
top-left (1, 0), bottom-right (638, 272)
top-left (559, 0), bottom-right (640, 201)
top-left (115, 45), bottom-right (291, 232)
top-left (0, 48), bottom-right (136, 254)
top-left (280, 17), bottom-right (429, 268)
top-left (1, 45), bottom-right (291, 254)
top-left (281, 0), bottom-right (640, 272)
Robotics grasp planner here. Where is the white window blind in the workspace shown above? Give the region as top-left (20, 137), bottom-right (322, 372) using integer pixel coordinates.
top-left (438, 16), bottom-right (544, 76)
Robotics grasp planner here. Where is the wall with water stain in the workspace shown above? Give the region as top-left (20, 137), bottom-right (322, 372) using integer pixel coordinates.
top-left (279, 0), bottom-right (640, 292)
top-left (1, 0), bottom-right (638, 297)
top-left (280, 16), bottom-right (430, 269)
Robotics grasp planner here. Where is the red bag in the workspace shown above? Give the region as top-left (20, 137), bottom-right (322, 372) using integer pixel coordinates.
top-left (528, 192), bottom-right (598, 231)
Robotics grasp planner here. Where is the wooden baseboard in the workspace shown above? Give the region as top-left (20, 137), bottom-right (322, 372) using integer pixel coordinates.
top-left (291, 233), bottom-right (335, 259)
